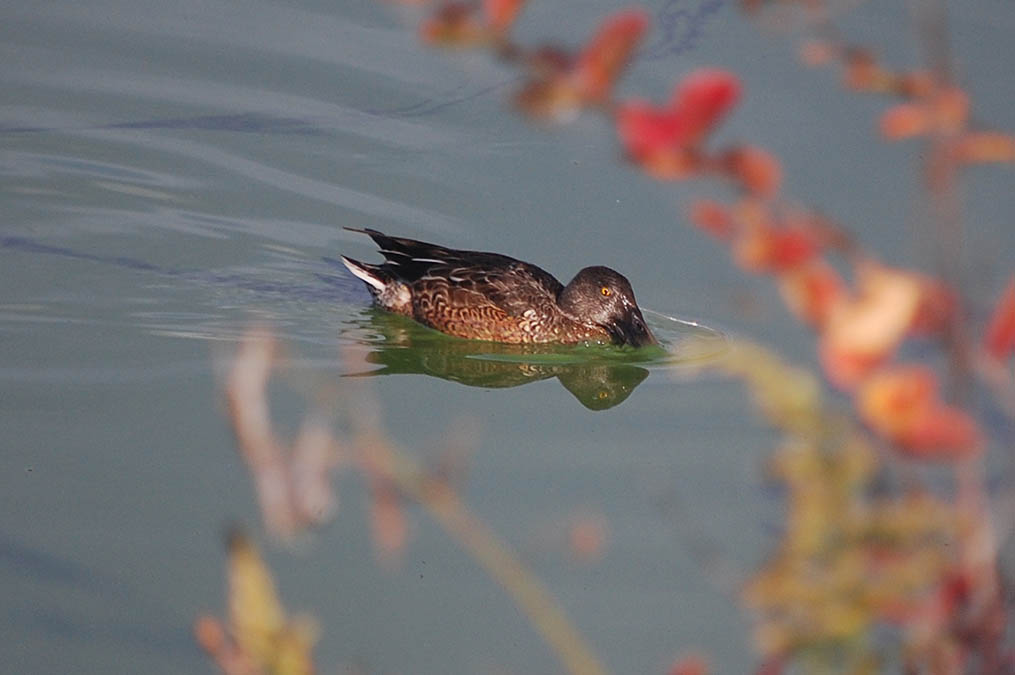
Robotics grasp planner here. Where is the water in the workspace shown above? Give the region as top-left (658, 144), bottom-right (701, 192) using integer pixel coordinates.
top-left (3, 1), bottom-right (1014, 673)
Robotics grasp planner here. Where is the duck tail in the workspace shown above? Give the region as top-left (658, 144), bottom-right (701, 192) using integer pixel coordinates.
top-left (340, 255), bottom-right (391, 297)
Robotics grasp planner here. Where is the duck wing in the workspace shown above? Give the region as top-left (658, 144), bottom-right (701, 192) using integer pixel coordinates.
top-left (349, 228), bottom-right (564, 317)
top-left (348, 227), bottom-right (512, 278)
top-left (431, 261), bottom-right (565, 318)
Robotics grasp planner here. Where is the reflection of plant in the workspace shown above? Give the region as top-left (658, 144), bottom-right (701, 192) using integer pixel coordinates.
top-left (200, 0), bottom-right (1015, 672)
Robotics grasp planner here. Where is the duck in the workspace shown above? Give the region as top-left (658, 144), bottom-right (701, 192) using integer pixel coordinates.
top-left (340, 228), bottom-right (657, 347)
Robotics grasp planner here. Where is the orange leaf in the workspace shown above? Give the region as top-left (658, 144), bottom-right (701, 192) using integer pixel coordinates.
top-left (420, 3), bottom-right (486, 47)
top-left (819, 339), bottom-right (889, 391)
top-left (688, 199), bottom-right (734, 240)
top-left (721, 145), bottom-right (782, 197)
top-left (857, 365), bottom-right (936, 437)
top-left (513, 78), bottom-right (583, 122)
top-left (954, 131), bottom-right (1015, 164)
top-left (799, 39), bottom-right (837, 67)
top-left (483, 0), bottom-right (527, 36)
top-left (933, 87), bottom-right (970, 131)
top-left (667, 653), bottom-right (710, 675)
top-left (778, 259), bottom-right (846, 328)
top-left (984, 275), bottom-right (1015, 360)
top-left (194, 615), bottom-right (227, 656)
top-left (568, 513), bottom-right (609, 562)
top-left (843, 49), bottom-right (882, 91)
top-left (881, 88), bottom-right (969, 139)
top-left (896, 70), bottom-right (935, 97)
top-left (857, 366), bottom-right (981, 458)
top-left (640, 146), bottom-right (702, 179)
top-left (880, 103), bottom-right (930, 140)
top-left (571, 10), bottom-right (648, 103)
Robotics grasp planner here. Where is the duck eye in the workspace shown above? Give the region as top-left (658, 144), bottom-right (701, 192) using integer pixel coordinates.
top-left (600, 287), bottom-right (611, 297)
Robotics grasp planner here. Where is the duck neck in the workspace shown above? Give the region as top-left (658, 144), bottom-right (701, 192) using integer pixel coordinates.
top-left (556, 282), bottom-right (583, 320)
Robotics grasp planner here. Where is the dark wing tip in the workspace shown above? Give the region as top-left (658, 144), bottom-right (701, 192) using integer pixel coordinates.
top-left (343, 226), bottom-right (386, 239)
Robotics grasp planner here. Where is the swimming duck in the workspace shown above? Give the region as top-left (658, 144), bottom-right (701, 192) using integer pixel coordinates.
top-left (341, 228), bottom-right (657, 347)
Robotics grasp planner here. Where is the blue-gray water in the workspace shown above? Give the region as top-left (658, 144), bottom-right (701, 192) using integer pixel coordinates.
top-left (3, 1), bottom-right (1014, 673)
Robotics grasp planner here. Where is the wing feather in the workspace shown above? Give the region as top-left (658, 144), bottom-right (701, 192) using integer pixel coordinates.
top-left (345, 227), bottom-right (564, 317)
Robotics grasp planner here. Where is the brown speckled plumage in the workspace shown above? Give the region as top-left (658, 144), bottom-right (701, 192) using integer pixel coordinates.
top-left (341, 228), bottom-right (657, 346)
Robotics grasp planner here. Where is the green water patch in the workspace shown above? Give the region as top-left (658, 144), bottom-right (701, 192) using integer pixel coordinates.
top-left (341, 307), bottom-right (727, 410)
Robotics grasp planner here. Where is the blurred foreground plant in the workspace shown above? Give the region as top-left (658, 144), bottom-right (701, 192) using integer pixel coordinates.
top-left (393, 0), bottom-right (1015, 670)
top-left (715, 342), bottom-right (1006, 671)
top-left (207, 330), bottom-right (609, 675)
top-left (223, 330), bottom-right (342, 539)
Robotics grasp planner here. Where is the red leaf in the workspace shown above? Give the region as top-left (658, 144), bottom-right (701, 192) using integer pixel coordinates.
top-left (733, 221), bottom-right (821, 274)
top-left (515, 10), bottom-right (646, 121)
top-left (908, 276), bottom-right (956, 337)
top-left (985, 275), bottom-right (1015, 360)
top-left (669, 68), bottom-right (741, 145)
top-left (616, 100), bottom-right (686, 160)
top-left (616, 68), bottom-right (741, 161)
top-left (897, 406), bottom-right (982, 458)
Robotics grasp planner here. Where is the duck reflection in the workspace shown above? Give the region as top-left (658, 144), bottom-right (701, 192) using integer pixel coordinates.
top-left (349, 309), bottom-right (652, 410)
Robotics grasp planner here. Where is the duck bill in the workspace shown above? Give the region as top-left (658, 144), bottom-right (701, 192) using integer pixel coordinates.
top-left (610, 305), bottom-right (658, 347)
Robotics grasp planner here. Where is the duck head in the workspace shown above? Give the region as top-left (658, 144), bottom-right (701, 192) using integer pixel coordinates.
top-left (558, 266), bottom-right (658, 347)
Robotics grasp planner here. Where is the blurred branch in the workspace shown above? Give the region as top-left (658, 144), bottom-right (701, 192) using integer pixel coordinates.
top-left (224, 329), bottom-right (341, 540)
top-left (346, 376), bottom-right (610, 675)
